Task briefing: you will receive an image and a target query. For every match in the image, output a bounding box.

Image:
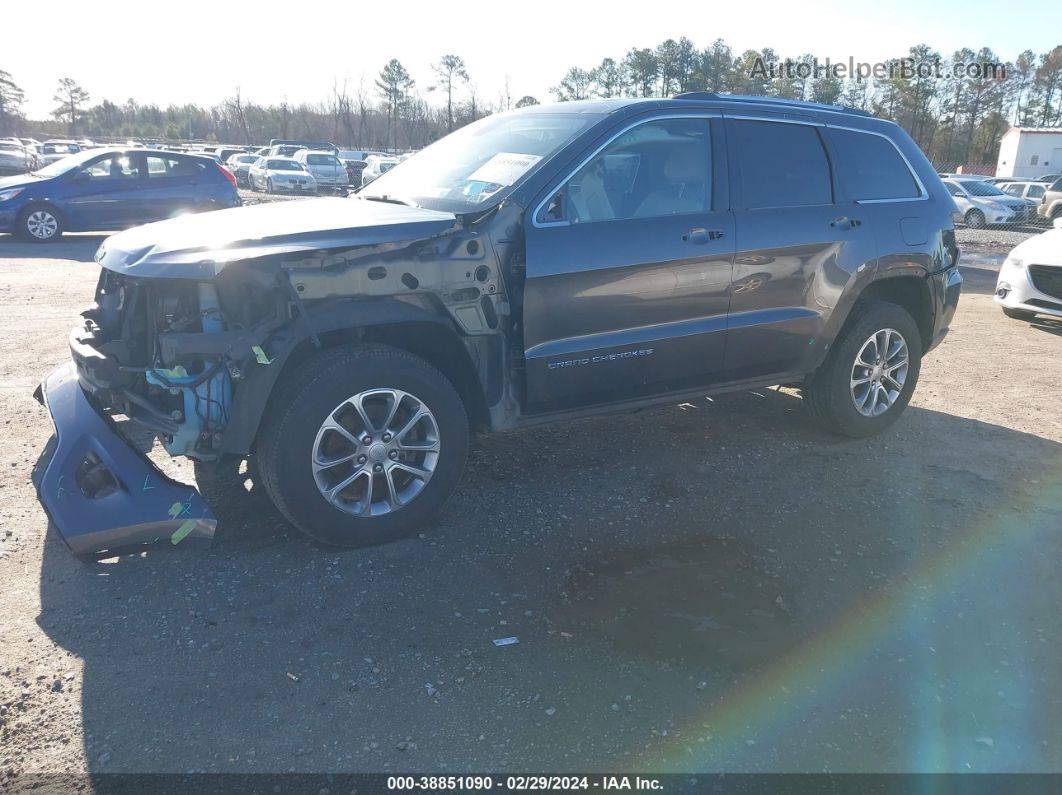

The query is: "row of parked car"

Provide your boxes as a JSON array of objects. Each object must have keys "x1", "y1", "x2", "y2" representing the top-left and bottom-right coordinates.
[
  {"x1": 0, "y1": 136, "x2": 415, "y2": 240},
  {"x1": 226, "y1": 144, "x2": 401, "y2": 195},
  {"x1": 937, "y1": 171, "x2": 1062, "y2": 228},
  {"x1": 0, "y1": 137, "x2": 100, "y2": 174}
]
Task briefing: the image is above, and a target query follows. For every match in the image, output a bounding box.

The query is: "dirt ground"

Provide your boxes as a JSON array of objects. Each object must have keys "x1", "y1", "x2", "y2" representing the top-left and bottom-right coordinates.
[{"x1": 0, "y1": 230, "x2": 1059, "y2": 781}]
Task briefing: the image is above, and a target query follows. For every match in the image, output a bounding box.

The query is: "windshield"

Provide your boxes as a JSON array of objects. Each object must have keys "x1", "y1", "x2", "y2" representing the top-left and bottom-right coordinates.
[
  {"x1": 267, "y1": 159, "x2": 303, "y2": 171},
  {"x1": 306, "y1": 154, "x2": 339, "y2": 166},
  {"x1": 361, "y1": 111, "x2": 596, "y2": 210},
  {"x1": 963, "y1": 180, "x2": 1005, "y2": 197},
  {"x1": 42, "y1": 143, "x2": 80, "y2": 154}
]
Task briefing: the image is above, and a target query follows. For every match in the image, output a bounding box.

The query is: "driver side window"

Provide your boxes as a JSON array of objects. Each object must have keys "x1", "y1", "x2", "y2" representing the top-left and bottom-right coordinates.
[
  {"x1": 539, "y1": 118, "x2": 711, "y2": 225},
  {"x1": 82, "y1": 155, "x2": 137, "y2": 180}
]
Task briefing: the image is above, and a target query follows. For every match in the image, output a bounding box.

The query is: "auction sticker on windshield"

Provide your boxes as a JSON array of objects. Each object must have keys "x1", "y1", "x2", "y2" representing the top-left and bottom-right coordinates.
[{"x1": 468, "y1": 153, "x2": 542, "y2": 186}]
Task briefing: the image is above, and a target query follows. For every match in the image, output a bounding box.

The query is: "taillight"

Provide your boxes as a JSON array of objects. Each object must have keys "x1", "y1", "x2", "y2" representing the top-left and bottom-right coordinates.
[{"x1": 218, "y1": 164, "x2": 238, "y2": 189}]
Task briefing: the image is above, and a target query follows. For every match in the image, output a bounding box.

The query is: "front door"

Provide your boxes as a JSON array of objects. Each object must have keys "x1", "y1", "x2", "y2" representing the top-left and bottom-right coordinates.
[
  {"x1": 62, "y1": 153, "x2": 143, "y2": 230},
  {"x1": 523, "y1": 115, "x2": 734, "y2": 413}
]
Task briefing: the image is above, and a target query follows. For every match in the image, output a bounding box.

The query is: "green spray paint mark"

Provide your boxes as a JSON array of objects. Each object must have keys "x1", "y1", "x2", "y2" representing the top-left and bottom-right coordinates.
[
  {"x1": 252, "y1": 345, "x2": 273, "y2": 365},
  {"x1": 155, "y1": 365, "x2": 189, "y2": 379},
  {"x1": 171, "y1": 520, "x2": 197, "y2": 545},
  {"x1": 168, "y1": 500, "x2": 192, "y2": 519}
]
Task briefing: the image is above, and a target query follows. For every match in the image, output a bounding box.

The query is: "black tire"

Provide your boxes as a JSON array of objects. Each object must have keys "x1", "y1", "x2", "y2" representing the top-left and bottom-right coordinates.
[
  {"x1": 803, "y1": 300, "x2": 923, "y2": 438},
  {"x1": 266, "y1": 178, "x2": 274, "y2": 195},
  {"x1": 257, "y1": 344, "x2": 469, "y2": 547},
  {"x1": 1002, "y1": 307, "x2": 1036, "y2": 321},
  {"x1": 965, "y1": 209, "x2": 986, "y2": 229},
  {"x1": 18, "y1": 205, "x2": 64, "y2": 242}
]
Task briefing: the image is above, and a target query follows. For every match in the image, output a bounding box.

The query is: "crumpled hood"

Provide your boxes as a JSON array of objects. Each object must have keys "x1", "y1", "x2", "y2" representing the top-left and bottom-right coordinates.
[{"x1": 96, "y1": 197, "x2": 458, "y2": 279}]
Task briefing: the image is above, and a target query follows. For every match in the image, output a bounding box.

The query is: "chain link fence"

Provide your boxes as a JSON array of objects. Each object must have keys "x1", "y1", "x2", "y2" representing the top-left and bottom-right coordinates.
[{"x1": 934, "y1": 163, "x2": 1061, "y2": 249}]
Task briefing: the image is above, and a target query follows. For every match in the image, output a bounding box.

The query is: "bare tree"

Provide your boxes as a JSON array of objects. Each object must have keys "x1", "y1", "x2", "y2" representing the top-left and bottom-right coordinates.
[
  {"x1": 0, "y1": 69, "x2": 25, "y2": 136},
  {"x1": 433, "y1": 55, "x2": 469, "y2": 133},
  {"x1": 51, "y1": 77, "x2": 90, "y2": 136},
  {"x1": 377, "y1": 59, "x2": 415, "y2": 152},
  {"x1": 224, "y1": 87, "x2": 252, "y2": 144}
]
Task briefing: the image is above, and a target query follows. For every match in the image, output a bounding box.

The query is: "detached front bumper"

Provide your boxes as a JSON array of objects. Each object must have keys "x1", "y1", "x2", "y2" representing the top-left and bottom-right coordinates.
[{"x1": 32, "y1": 362, "x2": 216, "y2": 559}]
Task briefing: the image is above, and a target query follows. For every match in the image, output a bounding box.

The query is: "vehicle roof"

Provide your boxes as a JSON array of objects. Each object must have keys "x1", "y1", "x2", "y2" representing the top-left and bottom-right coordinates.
[{"x1": 510, "y1": 92, "x2": 873, "y2": 119}]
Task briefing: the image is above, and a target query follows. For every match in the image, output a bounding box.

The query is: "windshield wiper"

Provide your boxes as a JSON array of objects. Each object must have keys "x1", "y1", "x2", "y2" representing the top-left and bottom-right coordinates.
[{"x1": 360, "y1": 194, "x2": 417, "y2": 208}]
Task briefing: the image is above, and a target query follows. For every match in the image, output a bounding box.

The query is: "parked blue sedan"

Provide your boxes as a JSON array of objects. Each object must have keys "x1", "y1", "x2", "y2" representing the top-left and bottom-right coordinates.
[{"x1": 0, "y1": 148, "x2": 241, "y2": 241}]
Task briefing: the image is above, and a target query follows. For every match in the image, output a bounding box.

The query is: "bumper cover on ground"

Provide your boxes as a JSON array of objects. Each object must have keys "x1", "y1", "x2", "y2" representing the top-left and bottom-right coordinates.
[{"x1": 33, "y1": 362, "x2": 216, "y2": 558}]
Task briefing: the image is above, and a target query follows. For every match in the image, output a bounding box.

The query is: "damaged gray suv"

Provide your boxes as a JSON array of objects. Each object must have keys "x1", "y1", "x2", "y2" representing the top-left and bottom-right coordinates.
[{"x1": 34, "y1": 93, "x2": 962, "y2": 558}]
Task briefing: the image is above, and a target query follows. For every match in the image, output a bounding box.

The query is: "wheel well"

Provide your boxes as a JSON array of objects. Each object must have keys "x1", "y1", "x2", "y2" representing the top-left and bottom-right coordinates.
[
  {"x1": 18, "y1": 201, "x2": 64, "y2": 224},
  {"x1": 856, "y1": 276, "x2": 933, "y2": 350},
  {"x1": 280, "y1": 322, "x2": 490, "y2": 431}
]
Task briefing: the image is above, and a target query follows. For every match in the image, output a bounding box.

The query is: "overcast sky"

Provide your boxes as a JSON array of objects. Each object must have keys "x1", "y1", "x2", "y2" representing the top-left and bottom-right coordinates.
[{"x1": 8, "y1": 0, "x2": 1052, "y2": 119}]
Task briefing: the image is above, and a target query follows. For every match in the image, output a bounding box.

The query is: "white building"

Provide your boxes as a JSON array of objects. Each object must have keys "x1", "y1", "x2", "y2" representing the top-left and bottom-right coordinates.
[{"x1": 996, "y1": 127, "x2": 1062, "y2": 179}]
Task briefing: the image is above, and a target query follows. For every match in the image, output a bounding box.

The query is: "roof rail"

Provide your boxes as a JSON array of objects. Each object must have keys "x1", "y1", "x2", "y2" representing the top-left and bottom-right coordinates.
[{"x1": 673, "y1": 91, "x2": 871, "y2": 117}]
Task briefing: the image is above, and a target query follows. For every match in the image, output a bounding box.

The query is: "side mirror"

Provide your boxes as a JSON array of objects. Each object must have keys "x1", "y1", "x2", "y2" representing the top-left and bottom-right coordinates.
[{"x1": 70, "y1": 171, "x2": 91, "y2": 184}]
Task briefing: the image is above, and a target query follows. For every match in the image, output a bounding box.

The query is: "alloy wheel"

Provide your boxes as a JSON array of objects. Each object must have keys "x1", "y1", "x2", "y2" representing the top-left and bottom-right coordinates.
[
  {"x1": 850, "y1": 328, "x2": 909, "y2": 417},
  {"x1": 311, "y1": 388, "x2": 440, "y2": 517}
]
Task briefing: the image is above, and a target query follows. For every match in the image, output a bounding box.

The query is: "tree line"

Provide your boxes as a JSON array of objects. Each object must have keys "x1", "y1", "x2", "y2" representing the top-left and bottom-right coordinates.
[
  {"x1": 0, "y1": 57, "x2": 539, "y2": 152},
  {"x1": 2, "y1": 38, "x2": 1060, "y2": 167},
  {"x1": 549, "y1": 39, "x2": 1062, "y2": 167}
]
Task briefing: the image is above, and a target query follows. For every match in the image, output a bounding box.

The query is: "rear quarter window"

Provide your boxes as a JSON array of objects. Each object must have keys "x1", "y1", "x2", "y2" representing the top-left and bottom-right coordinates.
[{"x1": 829, "y1": 128, "x2": 921, "y2": 201}]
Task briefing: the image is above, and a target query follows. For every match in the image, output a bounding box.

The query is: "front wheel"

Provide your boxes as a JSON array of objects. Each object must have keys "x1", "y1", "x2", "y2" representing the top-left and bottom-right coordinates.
[
  {"x1": 257, "y1": 345, "x2": 470, "y2": 547},
  {"x1": 803, "y1": 301, "x2": 923, "y2": 437},
  {"x1": 20, "y1": 206, "x2": 63, "y2": 241},
  {"x1": 266, "y1": 178, "x2": 274, "y2": 195},
  {"x1": 965, "y1": 209, "x2": 987, "y2": 229}
]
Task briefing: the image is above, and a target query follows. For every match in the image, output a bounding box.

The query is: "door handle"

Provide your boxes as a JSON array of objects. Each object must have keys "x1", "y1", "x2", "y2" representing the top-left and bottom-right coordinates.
[
  {"x1": 682, "y1": 228, "x2": 725, "y2": 243},
  {"x1": 830, "y1": 216, "x2": 862, "y2": 230}
]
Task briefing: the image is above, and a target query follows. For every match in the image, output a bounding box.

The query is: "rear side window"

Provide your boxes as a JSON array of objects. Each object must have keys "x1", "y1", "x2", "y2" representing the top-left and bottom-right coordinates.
[
  {"x1": 729, "y1": 120, "x2": 832, "y2": 208},
  {"x1": 145, "y1": 155, "x2": 204, "y2": 178},
  {"x1": 829, "y1": 128, "x2": 920, "y2": 200}
]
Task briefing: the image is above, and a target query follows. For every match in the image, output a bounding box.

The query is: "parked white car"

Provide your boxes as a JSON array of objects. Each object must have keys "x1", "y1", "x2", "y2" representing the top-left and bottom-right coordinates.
[
  {"x1": 294, "y1": 149, "x2": 348, "y2": 191},
  {"x1": 39, "y1": 140, "x2": 83, "y2": 165},
  {"x1": 943, "y1": 177, "x2": 1037, "y2": 228},
  {"x1": 995, "y1": 219, "x2": 1062, "y2": 321},
  {"x1": 998, "y1": 180, "x2": 1049, "y2": 212},
  {"x1": 0, "y1": 140, "x2": 40, "y2": 174},
  {"x1": 247, "y1": 157, "x2": 317, "y2": 194},
  {"x1": 360, "y1": 155, "x2": 400, "y2": 186}
]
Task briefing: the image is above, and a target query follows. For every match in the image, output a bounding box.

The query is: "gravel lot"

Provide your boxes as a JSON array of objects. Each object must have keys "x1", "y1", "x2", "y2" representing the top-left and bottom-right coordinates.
[{"x1": 0, "y1": 226, "x2": 1060, "y2": 781}]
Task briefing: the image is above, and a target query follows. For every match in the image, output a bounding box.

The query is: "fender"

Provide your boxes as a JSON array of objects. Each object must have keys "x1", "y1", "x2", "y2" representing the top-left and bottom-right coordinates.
[
  {"x1": 811, "y1": 258, "x2": 934, "y2": 371},
  {"x1": 219, "y1": 298, "x2": 470, "y2": 456}
]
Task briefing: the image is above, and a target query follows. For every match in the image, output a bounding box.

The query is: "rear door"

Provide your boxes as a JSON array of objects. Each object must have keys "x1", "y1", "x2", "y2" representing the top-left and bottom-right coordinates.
[
  {"x1": 138, "y1": 154, "x2": 208, "y2": 220},
  {"x1": 722, "y1": 115, "x2": 877, "y2": 381},
  {"x1": 523, "y1": 114, "x2": 735, "y2": 413},
  {"x1": 60, "y1": 152, "x2": 144, "y2": 229}
]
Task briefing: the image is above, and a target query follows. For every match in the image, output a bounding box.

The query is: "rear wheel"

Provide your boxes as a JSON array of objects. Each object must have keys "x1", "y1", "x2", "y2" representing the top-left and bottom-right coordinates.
[
  {"x1": 965, "y1": 209, "x2": 987, "y2": 229},
  {"x1": 258, "y1": 345, "x2": 469, "y2": 547},
  {"x1": 1002, "y1": 307, "x2": 1036, "y2": 321},
  {"x1": 19, "y1": 206, "x2": 63, "y2": 241},
  {"x1": 803, "y1": 300, "x2": 923, "y2": 437}
]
